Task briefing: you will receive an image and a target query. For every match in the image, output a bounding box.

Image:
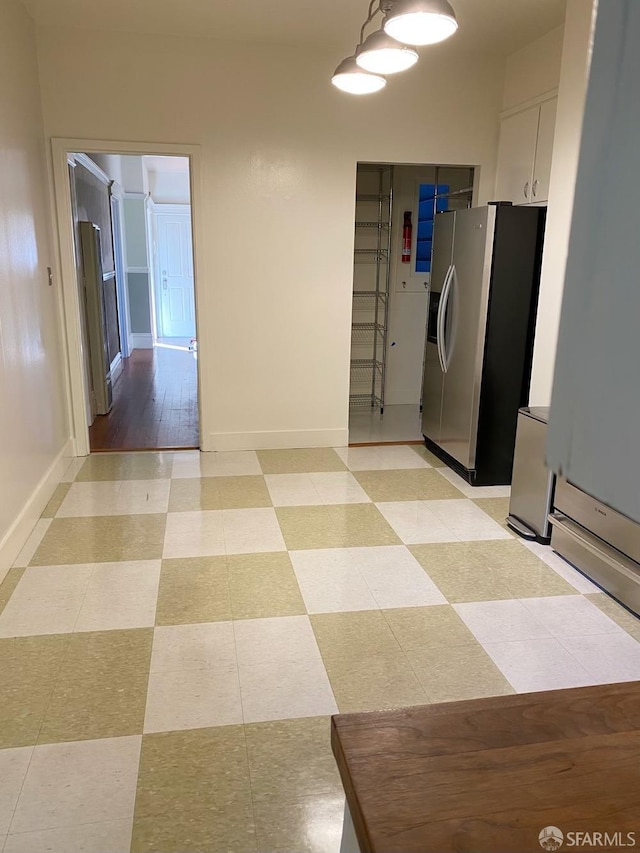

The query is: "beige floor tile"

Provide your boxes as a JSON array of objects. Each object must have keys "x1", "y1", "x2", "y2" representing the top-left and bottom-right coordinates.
[
  {"x1": 0, "y1": 568, "x2": 25, "y2": 617},
  {"x1": 407, "y1": 642, "x2": 516, "y2": 703},
  {"x1": 228, "y1": 552, "x2": 306, "y2": 619},
  {"x1": 354, "y1": 469, "x2": 464, "y2": 502},
  {"x1": 29, "y1": 515, "x2": 166, "y2": 566},
  {"x1": 257, "y1": 448, "x2": 347, "y2": 474},
  {"x1": 324, "y1": 649, "x2": 428, "y2": 713},
  {"x1": 472, "y1": 497, "x2": 513, "y2": 532},
  {"x1": 132, "y1": 726, "x2": 256, "y2": 853},
  {"x1": 38, "y1": 629, "x2": 153, "y2": 744},
  {"x1": 587, "y1": 593, "x2": 640, "y2": 642},
  {"x1": 76, "y1": 452, "x2": 173, "y2": 482},
  {"x1": 409, "y1": 541, "x2": 574, "y2": 602},
  {"x1": 310, "y1": 610, "x2": 402, "y2": 666},
  {"x1": 244, "y1": 716, "x2": 339, "y2": 805},
  {"x1": 409, "y1": 445, "x2": 447, "y2": 467},
  {"x1": 252, "y1": 792, "x2": 344, "y2": 853},
  {"x1": 168, "y1": 475, "x2": 271, "y2": 511},
  {"x1": 409, "y1": 542, "x2": 513, "y2": 601},
  {"x1": 383, "y1": 604, "x2": 480, "y2": 652},
  {"x1": 277, "y1": 505, "x2": 400, "y2": 550},
  {"x1": 40, "y1": 484, "x2": 71, "y2": 518},
  {"x1": 156, "y1": 556, "x2": 231, "y2": 625},
  {"x1": 0, "y1": 635, "x2": 68, "y2": 749}
]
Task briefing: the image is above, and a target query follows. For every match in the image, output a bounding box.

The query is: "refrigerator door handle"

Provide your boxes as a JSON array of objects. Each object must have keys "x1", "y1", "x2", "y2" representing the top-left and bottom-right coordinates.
[
  {"x1": 440, "y1": 264, "x2": 457, "y2": 373},
  {"x1": 442, "y1": 264, "x2": 458, "y2": 373},
  {"x1": 437, "y1": 264, "x2": 453, "y2": 373}
]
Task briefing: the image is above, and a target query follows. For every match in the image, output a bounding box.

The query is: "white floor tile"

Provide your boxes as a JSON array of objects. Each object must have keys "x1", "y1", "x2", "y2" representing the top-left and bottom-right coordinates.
[
  {"x1": 150, "y1": 622, "x2": 236, "y2": 673},
  {"x1": 234, "y1": 615, "x2": 322, "y2": 668},
  {"x1": 265, "y1": 474, "x2": 322, "y2": 507},
  {"x1": 351, "y1": 546, "x2": 447, "y2": 608},
  {"x1": 12, "y1": 520, "x2": 52, "y2": 568},
  {"x1": 60, "y1": 458, "x2": 85, "y2": 483},
  {"x1": 309, "y1": 472, "x2": 370, "y2": 505},
  {"x1": 375, "y1": 502, "x2": 457, "y2": 544},
  {"x1": 57, "y1": 481, "x2": 170, "y2": 517},
  {"x1": 523, "y1": 542, "x2": 602, "y2": 593},
  {"x1": 112, "y1": 480, "x2": 170, "y2": 515},
  {"x1": 335, "y1": 446, "x2": 430, "y2": 471},
  {"x1": 162, "y1": 510, "x2": 226, "y2": 558},
  {"x1": 454, "y1": 599, "x2": 552, "y2": 644},
  {"x1": 171, "y1": 451, "x2": 261, "y2": 479},
  {"x1": 222, "y1": 508, "x2": 286, "y2": 555},
  {"x1": 3, "y1": 820, "x2": 133, "y2": 853},
  {"x1": 521, "y1": 595, "x2": 623, "y2": 639},
  {"x1": 435, "y1": 467, "x2": 511, "y2": 499},
  {"x1": 10, "y1": 737, "x2": 141, "y2": 834},
  {"x1": 290, "y1": 549, "x2": 378, "y2": 614},
  {"x1": 0, "y1": 565, "x2": 94, "y2": 638},
  {"x1": 560, "y1": 633, "x2": 640, "y2": 682},
  {"x1": 482, "y1": 638, "x2": 597, "y2": 693},
  {"x1": 426, "y1": 499, "x2": 512, "y2": 541},
  {"x1": 144, "y1": 666, "x2": 243, "y2": 732},
  {"x1": 239, "y1": 658, "x2": 338, "y2": 723},
  {"x1": 73, "y1": 561, "x2": 161, "y2": 632},
  {"x1": 0, "y1": 749, "x2": 33, "y2": 836},
  {"x1": 348, "y1": 405, "x2": 423, "y2": 444}
]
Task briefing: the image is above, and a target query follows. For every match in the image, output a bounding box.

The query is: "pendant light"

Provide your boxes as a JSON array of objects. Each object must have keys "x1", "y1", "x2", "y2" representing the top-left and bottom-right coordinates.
[
  {"x1": 383, "y1": 0, "x2": 458, "y2": 46},
  {"x1": 355, "y1": 29, "x2": 419, "y2": 74},
  {"x1": 331, "y1": 56, "x2": 387, "y2": 94}
]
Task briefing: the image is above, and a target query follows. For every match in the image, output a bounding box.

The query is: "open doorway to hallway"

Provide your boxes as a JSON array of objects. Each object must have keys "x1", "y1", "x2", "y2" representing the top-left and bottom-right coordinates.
[{"x1": 68, "y1": 152, "x2": 199, "y2": 451}]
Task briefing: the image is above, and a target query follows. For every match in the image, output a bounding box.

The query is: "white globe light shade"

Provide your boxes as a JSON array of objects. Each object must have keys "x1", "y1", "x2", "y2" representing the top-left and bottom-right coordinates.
[
  {"x1": 355, "y1": 30, "x2": 419, "y2": 74},
  {"x1": 383, "y1": 0, "x2": 458, "y2": 46},
  {"x1": 331, "y1": 56, "x2": 387, "y2": 94}
]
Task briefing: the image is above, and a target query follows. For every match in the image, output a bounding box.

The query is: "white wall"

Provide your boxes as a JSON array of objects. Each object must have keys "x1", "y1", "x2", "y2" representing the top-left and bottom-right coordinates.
[
  {"x1": 36, "y1": 27, "x2": 505, "y2": 450},
  {"x1": 502, "y1": 25, "x2": 564, "y2": 110},
  {"x1": 529, "y1": 0, "x2": 597, "y2": 405},
  {"x1": 148, "y1": 170, "x2": 190, "y2": 204},
  {"x1": 0, "y1": 0, "x2": 69, "y2": 576}
]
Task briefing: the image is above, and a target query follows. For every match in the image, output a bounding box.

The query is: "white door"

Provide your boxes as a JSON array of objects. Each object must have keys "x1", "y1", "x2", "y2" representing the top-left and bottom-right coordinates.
[
  {"x1": 531, "y1": 98, "x2": 558, "y2": 203},
  {"x1": 156, "y1": 212, "x2": 195, "y2": 338}
]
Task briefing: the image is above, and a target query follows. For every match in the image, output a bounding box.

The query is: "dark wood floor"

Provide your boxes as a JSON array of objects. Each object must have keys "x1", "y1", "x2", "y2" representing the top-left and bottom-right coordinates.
[{"x1": 89, "y1": 346, "x2": 199, "y2": 451}]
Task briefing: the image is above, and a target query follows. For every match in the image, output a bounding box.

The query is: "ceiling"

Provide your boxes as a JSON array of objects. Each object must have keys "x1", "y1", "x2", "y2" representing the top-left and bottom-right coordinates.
[{"x1": 23, "y1": 0, "x2": 567, "y2": 56}]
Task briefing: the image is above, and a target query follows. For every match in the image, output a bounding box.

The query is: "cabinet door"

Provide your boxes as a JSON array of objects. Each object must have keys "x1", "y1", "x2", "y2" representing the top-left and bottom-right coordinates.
[
  {"x1": 531, "y1": 98, "x2": 557, "y2": 203},
  {"x1": 494, "y1": 105, "x2": 539, "y2": 204}
]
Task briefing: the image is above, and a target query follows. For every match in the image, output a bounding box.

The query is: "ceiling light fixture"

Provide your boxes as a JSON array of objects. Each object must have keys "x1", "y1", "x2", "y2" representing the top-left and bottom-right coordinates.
[
  {"x1": 383, "y1": 0, "x2": 458, "y2": 46},
  {"x1": 331, "y1": 0, "x2": 457, "y2": 94},
  {"x1": 331, "y1": 55, "x2": 387, "y2": 94},
  {"x1": 356, "y1": 29, "x2": 418, "y2": 74}
]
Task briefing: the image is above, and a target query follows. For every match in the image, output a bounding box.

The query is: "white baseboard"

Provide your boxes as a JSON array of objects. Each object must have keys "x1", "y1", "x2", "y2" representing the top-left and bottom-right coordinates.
[
  {"x1": 0, "y1": 438, "x2": 75, "y2": 581},
  {"x1": 206, "y1": 428, "x2": 349, "y2": 452},
  {"x1": 129, "y1": 333, "x2": 154, "y2": 350},
  {"x1": 110, "y1": 352, "x2": 123, "y2": 384}
]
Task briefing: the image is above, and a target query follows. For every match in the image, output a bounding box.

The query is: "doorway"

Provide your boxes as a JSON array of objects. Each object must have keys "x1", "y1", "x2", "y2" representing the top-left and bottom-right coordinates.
[
  {"x1": 348, "y1": 162, "x2": 475, "y2": 445},
  {"x1": 53, "y1": 142, "x2": 204, "y2": 455}
]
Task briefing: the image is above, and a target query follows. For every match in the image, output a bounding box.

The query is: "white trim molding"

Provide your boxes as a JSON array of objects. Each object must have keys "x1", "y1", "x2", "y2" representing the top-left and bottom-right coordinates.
[
  {"x1": 0, "y1": 439, "x2": 75, "y2": 580},
  {"x1": 129, "y1": 333, "x2": 154, "y2": 350},
  {"x1": 152, "y1": 203, "x2": 191, "y2": 217},
  {"x1": 73, "y1": 152, "x2": 112, "y2": 185},
  {"x1": 126, "y1": 266, "x2": 150, "y2": 275},
  {"x1": 500, "y1": 88, "x2": 559, "y2": 120},
  {"x1": 207, "y1": 428, "x2": 349, "y2": 452}
]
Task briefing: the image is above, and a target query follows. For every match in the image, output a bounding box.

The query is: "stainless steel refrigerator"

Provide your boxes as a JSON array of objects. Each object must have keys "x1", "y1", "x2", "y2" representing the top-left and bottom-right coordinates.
[{"x1": 421, "y1": 203, "x2": 545, "y2": 485}]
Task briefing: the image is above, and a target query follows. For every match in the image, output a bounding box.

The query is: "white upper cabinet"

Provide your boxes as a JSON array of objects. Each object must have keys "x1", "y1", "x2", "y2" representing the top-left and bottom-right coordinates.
[{"x1": 495, "y1": 97, "x2": 557, "y2": 205}]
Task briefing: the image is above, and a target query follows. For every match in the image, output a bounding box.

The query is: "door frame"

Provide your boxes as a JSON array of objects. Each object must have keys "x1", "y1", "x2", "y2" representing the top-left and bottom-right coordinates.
[
  {"x1": 50, "y1": 138, "x2": 207, "y2": 456},
  {"x1": 151, "y1": 202, "x2": 194, "y2": 340}
]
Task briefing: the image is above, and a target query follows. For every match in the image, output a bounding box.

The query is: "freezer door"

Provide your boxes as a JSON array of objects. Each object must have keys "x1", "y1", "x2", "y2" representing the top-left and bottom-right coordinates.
[
  {"x1": 439, "y1": 206, "x2": 496, "y2": 469},
  {"x1": 421, "y1": 211, "x2": 455, "y2": 444}
]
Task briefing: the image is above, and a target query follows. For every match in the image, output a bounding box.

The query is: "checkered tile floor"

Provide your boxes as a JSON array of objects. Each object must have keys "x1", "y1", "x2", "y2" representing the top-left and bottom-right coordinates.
[{"x1": 2, "y1": 445, "x2": 640, "y2": 852}]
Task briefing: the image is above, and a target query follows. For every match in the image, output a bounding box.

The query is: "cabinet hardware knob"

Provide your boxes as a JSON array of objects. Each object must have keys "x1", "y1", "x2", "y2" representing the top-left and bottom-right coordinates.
[
  {"x1": 532, "y1": 179, "x2": 538, "y2": 197},
  {"x1": 524, "y1": 181, "x2": 530, "y2": 199}
]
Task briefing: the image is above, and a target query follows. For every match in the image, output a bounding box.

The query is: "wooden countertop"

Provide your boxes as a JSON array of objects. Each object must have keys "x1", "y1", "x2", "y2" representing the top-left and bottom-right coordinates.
[{"x1": 331, "y1": 682, "x2": 640, "y2": 853}]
